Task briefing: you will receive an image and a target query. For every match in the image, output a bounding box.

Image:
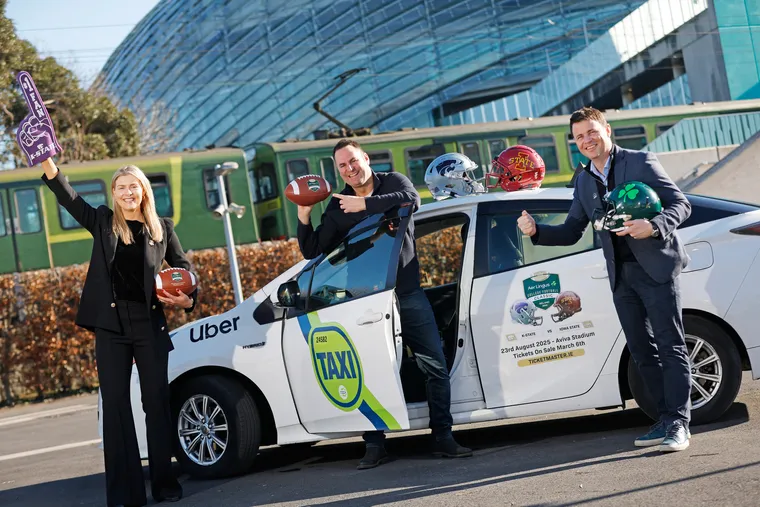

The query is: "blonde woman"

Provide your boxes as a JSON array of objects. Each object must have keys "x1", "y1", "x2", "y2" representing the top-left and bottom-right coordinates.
[{"x1": 41, "y1": 157, "x2": 196, "y2": 506}]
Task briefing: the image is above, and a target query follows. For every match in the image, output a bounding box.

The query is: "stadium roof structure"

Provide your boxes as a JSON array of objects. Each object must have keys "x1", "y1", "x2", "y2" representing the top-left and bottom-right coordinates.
[{"x1": 96, "y1": 0, "x2": 646, "y2": 151}]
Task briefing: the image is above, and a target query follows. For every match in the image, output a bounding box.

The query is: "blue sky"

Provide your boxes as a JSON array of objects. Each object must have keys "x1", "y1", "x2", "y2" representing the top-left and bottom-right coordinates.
[{"x1": 6, "y1": 0, "x2": 160, "y2": 88}]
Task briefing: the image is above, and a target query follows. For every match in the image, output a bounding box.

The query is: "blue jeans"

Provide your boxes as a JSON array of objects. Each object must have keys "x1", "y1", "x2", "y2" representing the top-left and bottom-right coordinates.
[
  {"x1": 613, "y1": 262, "x2": 691, "y2": 428},
  {"x1": 363, "y1": 288, "x2": 453, "y2": 445}
]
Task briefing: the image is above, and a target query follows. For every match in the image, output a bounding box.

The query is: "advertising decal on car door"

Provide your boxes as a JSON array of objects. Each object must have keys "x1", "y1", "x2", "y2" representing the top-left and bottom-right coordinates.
[
  {"x1": 297, "y1": 311, "x2": 402, "y2": 431},
  {"x1": 505, "y1": 271, "x2": 594, "y2": 368}
]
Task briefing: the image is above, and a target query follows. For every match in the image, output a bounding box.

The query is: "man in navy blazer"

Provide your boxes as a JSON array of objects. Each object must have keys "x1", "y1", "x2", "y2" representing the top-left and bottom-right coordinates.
[{"x1": 518, "y1": 106, "x2": 693, "y2": 452}]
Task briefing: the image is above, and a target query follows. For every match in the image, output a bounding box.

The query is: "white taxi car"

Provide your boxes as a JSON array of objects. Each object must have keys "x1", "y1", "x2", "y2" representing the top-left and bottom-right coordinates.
[{"x1": 105, "y1": 187, "x2": 760, "y2": 479}]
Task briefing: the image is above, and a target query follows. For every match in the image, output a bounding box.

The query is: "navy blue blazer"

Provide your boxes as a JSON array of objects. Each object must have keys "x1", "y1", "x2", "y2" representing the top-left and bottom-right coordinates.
[
  {"x1": 42, "y1": 170, "x2": 196, "y2": 347},
  {"x1": 532, "y1": 144, "x2": 691, "y2": 290}
]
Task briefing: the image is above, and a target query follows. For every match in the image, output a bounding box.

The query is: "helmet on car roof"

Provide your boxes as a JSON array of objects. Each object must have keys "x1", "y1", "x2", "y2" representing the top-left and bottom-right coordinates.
[
  {"x1": 487, "y1": 145, "x2": 546, "y2": 192},
  {"x1": 424, "y1": 152, "x2": 486, "y2": 201}
]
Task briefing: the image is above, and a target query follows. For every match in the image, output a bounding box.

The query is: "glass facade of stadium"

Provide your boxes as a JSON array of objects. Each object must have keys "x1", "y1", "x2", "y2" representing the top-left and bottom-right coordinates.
[{"x1": 97, "y1": 0, "x2": 652, "y2": 152}]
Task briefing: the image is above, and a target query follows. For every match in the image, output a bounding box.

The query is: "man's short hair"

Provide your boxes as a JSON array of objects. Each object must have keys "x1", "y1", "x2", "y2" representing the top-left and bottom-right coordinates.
[
  {"x1": 569, "y1": 106, "x2": 607, "y2": 132},
  {"x1": 333, "y1": 138, "x2": 363, "y2": 158}
]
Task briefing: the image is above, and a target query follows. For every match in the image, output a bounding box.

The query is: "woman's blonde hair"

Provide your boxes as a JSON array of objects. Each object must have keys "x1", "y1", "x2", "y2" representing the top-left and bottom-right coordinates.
[{"x1": 111, "y1": 165, "x2": 163, "y2": 244}]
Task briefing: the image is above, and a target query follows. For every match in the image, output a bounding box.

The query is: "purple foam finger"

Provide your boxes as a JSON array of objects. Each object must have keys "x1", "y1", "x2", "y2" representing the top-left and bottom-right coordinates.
[{"x1": 15, "y1": 71, "x2": 62, "y2": 166}]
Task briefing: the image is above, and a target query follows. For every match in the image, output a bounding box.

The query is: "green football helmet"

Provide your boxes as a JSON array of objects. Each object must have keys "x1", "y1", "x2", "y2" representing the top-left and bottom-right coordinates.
[{"x1": 592, "y1": 181, "x2": 662, "y2": 232}]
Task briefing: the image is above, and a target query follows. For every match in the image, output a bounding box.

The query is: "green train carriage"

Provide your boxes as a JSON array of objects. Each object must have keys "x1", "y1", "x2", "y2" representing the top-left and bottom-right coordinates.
[
  {"x1": 249, "y1": 99, "x2": 760, "y2": 241},
  {"x1": 0, "y1": 148, "x2": 258, "y2": 275}
]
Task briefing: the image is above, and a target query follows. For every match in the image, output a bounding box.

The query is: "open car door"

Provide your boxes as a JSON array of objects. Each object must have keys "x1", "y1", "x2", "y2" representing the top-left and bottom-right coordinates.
[{"x1": 279, "y1": 206, "x2": 412, "y2": 435}]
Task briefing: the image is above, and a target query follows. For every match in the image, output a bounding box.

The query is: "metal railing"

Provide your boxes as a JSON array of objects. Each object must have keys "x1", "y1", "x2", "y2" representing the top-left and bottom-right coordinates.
[{"x1": 643, "y1": 111, "x2": 760, "y2": 153}]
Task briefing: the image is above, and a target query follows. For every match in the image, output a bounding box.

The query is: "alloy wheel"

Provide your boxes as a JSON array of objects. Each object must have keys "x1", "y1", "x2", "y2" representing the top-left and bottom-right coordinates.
[{"x1": 177, "y1": 394, "x2": 229, "y2": 466}]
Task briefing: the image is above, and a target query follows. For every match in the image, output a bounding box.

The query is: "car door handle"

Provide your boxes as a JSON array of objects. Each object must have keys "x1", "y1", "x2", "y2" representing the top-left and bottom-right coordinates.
[
  {"x1": 357, "y1": 312, "x2": 383, "y2": 326},
  {"x1": 591, "y1": 272, "x2": 609, "y2": 279}
]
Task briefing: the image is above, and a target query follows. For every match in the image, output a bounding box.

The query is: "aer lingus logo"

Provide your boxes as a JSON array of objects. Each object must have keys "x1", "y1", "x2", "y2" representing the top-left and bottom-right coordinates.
[
  {"x1": 523, "y1": 272, "x2": 560, "y2": 310},
  {"x1": 618, "y1": 183, "x2": 639, "y2": 202}
]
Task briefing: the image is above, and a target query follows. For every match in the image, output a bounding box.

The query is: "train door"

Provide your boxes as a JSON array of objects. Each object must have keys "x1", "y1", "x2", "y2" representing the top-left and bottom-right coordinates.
[
  {"x1": 317, "y1": 155, "x2": 338, "y2": 216},
  {"x1": 459, "y1": 141, "x2": 483, "y2": 173},
  {"x1": 0, "y1": 185, "x2": 50, "y2": 273},
  {"x1": 0, "y1": 189, "x2": 15, "y2": 273}
]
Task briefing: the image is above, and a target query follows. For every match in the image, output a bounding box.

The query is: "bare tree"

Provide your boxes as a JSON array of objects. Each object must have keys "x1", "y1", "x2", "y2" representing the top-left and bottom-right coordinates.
[
  {"x1": 89, "y1": 80, "x2": 181, "y2": 155},
  {"x1": 129, "y1": 98, "x2": 182, "y2": 155}
]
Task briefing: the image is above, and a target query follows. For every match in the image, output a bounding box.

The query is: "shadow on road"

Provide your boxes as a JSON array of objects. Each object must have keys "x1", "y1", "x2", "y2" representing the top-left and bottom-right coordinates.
[{"x1": 0, "y1": 402, "x2": 750, "y2": 507}]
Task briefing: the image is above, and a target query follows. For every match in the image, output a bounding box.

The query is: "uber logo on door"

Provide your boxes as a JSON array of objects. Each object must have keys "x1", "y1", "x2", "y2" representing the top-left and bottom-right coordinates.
[{"x1": 190, "y1": 316, "x2": 241, "y2": 342}]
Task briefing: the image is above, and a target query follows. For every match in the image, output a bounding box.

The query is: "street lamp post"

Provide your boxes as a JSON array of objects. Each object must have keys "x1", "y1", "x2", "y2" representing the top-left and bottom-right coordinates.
[{"x1": 213, "y1": 162, "x2": 246, "y2": 305}]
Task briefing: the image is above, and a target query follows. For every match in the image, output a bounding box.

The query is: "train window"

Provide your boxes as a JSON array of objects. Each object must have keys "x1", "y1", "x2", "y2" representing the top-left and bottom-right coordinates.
[
  {"x1": 656, "y1": 123, "x2": 674, "y2": 136},
  {"x1": 320, "y1": 158, "x2": 338, "y2": 189},
  {"x1": 0, "y1": 194, "x2": 5, "y2": 236},
  {"x1": 148, "y1": 175, "x2": 173, "y2": 217},
  {"x1": 488, "y1": 139, "x2": 506, "y2": 160},
  {"x1": 203, "y1": 169, "x2": 232, "y2": 211},
  {"x1": 286, "y1": 159, "x2": 310, "y2": 181},
  {"x1": 59, "y1": 181, "x2": 108, "y2": 230},
  {"x1": 14, "y1": 188, "x2": 41, "y2": 234},
  {"x1": 566, "y1": 134, "x2": 588, "y2": 168},
  {"x1": 518, "y1": 135, "x2": 559, "y2": 172},
  {"x1": 253, "y1": 163, "x2": 278, "y2": 202},
  {"x1": 405, "y1": 144, "x2": 445, "y2": 186},
  {"x1": 368, "y1": 151, "x2": 393, "y2": 172},
  {"x1": 461, "y1": 142, "x2": 482, "y2": 171},
  {"x1": 613, "y1": 126, "x2": 647, "y2": 150}
]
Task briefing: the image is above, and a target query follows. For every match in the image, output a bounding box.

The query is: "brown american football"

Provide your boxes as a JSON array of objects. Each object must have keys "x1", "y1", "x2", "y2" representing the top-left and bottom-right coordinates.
[
  {"x1": 155, "y1": 267, "x2": 198, "y2": 296},
  {"x1": 284, "y1": 174, "x2": 332, "y2": 206}
]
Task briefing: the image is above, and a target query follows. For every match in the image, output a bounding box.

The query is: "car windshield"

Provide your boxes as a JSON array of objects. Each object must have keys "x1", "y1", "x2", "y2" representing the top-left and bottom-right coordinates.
[{"x1": 302, "y1": 204, "x2": 412, "y2": 271}]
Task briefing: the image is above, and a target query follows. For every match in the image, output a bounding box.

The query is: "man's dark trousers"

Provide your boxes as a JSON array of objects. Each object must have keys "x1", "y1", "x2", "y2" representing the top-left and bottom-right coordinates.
[
  {"x1": 363, "y1": 287, "x2": 453, "y2": 445},
  {"x1": 613, "y1": 261, "x2": 691, "y2": 428}
]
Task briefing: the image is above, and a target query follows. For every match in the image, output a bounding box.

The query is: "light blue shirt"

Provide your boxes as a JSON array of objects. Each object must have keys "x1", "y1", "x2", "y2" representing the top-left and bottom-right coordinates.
[{"x1": 589, "y1": 154, "x2": 612, "y2": 186}]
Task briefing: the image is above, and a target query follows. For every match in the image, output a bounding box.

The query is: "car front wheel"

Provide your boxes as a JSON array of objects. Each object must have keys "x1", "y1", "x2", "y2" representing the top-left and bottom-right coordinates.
[
  {"x1": 628, "y1": 315, "x2": 742, "y2": 425},
  {"x1": 172, "y1": 375, "x2": 261, "y2": 479}
]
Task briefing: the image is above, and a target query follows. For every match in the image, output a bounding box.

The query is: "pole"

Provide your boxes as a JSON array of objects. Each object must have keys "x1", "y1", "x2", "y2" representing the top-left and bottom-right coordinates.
[{"x1": 216, "y1": 173, "x2": 244, "y2": 305}]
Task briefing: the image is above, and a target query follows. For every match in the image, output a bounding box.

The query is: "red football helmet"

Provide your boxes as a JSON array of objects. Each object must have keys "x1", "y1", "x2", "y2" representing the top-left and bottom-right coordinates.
[{"x1": 487, "y1": 145, "x2": 546, "y2": 192}]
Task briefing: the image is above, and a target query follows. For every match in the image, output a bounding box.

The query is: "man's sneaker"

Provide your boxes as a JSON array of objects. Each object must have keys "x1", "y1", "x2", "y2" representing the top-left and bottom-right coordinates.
[
  {"x1": 432, "y1": 436, "x2": 473, "y2": 458},
  {"x1": 634, "y1": 421, "x2": 667, "y2": 447},
  {"x1": 357, "y1": 445, "x2": 391, "y2": 470},
  {"x1": 659, "y1": 421, "x2": 690, "y2": 452}
]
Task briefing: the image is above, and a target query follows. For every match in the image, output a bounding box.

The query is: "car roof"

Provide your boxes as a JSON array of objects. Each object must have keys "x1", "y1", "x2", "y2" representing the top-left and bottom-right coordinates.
[
  {"x1": 416, "y1": 186, "x2": 760, "y2": 215},
  {"x1": 417, "y1": 187, "x2": 574, "y2": 214}
]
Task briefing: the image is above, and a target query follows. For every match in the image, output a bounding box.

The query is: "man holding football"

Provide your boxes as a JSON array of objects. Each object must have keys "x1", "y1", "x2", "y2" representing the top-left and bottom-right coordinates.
[
  {"x1": 296, "y1": 139, "x2": 472, "y2": 470},
  {"x1": 517, "y1": 106, "x2": 693, "y2": 452}
]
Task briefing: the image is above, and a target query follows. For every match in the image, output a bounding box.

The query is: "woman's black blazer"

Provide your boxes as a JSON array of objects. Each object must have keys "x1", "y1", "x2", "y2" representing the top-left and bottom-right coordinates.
[{"x1": 42, "y1": 170, "x2": 197, "y2": 349}]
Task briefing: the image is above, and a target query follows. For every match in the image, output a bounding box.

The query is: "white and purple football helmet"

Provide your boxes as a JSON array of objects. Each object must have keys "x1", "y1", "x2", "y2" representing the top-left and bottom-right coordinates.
[
  {"x1": 510, "y1": 299, "x2": 543, "y2": 326},
  {"x1": 424, "y1": 153, "x2": 486, "y2": 201}
]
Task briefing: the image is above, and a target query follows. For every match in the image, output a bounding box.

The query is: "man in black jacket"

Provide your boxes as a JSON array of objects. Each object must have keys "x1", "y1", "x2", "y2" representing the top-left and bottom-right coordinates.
[
  {"x1": 297, "y1": 139, "x2": 472, "y2": 469},
  {"x1": 518, "y1": 107, "x2": 692, "y2": 452}
]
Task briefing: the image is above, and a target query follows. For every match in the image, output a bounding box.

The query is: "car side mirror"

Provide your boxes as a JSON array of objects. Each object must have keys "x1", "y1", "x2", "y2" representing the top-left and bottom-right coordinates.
[{"x1": 277, "y1": 281, "x2": 302, "y2": 308}]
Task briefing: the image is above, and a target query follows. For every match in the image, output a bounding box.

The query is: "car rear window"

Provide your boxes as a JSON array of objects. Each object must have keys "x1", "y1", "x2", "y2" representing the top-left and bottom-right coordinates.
[{"x1": 681, "y1": 194, "x2": 759, "y2": 229}]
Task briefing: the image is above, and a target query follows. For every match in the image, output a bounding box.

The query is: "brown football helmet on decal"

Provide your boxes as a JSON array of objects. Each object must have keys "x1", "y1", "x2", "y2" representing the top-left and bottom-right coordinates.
[{"x1": 551, "y1": 291, "x2": 582, "y2": 322}]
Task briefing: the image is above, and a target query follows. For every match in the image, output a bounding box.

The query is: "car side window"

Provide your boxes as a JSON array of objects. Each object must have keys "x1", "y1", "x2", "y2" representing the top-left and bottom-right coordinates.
[
  {"x1": 415, "y1": 216, "x2": 468, "y2": 287},
  {"x1": 306, "y1": 218, "x2": 401, "y2": 310},
  {"x1": 485, "y1": 211, "x2": 595, "y2": 274},
  {"x1": 486, "y1": 215, "x2": 525, "y2": 273},
  {"x1": 523, "y1": 212, "x2": 595, "y2": 264}
]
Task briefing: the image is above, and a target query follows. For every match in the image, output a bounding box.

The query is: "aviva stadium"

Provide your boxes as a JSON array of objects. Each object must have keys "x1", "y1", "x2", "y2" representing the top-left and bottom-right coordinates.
[{"x1": 97, "y1": 0, "x2": 690, "y2": 151}]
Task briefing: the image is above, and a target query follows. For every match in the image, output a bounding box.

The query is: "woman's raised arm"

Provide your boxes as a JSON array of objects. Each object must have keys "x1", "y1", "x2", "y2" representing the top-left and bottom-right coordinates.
[{"x1": 40, "y1": 158, "x2": 100, "y2": 234}]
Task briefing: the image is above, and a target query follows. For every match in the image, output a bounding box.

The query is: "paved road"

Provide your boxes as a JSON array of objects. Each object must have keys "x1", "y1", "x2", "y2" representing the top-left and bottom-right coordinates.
[{"x1": 1, "y1": 374, "x2": 759, "y2": 506}]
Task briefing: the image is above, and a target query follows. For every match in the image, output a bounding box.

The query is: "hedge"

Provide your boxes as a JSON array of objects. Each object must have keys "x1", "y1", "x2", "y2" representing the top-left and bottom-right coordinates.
[{"x1": 0, "y1": 239, "x2": 303, "y2": 405}]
